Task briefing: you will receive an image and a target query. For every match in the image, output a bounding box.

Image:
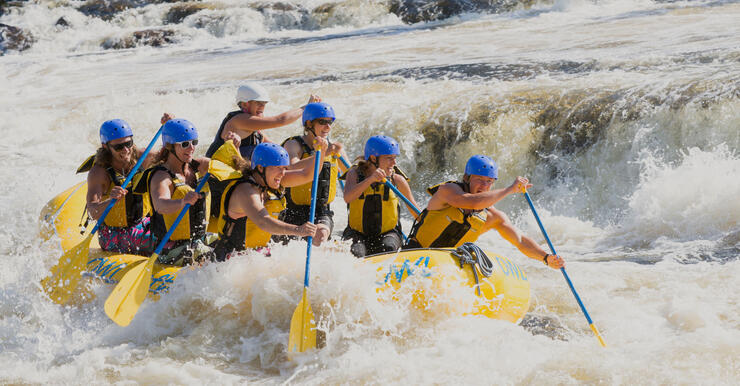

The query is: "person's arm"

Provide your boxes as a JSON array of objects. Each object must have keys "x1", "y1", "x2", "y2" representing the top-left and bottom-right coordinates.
[
  {"x1": 86, "y1": 166, "x2": 123, "y2": 220},
  {"x1": 431, "y1": 177, "x2": 529, "y2": 211},
  {"x1": 228, "y1": 184, "x2": 317, "y2": 237},
  {"x1": 195, "y1": 157, "x2": 211, "y2": 175},
  {"x1": 281, "y1": 154, "x2": 323, "y2": 187},
  {"x1": 150, "y1": 170, "x2": 200, "y2": 215},
  {"x1": 221, "y1": 95, "x2": 320, "y2": 138},
  {"x1": 327, "y1": 142, "x2": 349, "y2": 173},
  {"x1": 343, "y1": 167, "x2": 386, "y2": 203},
  {"x1": 392, "y1": 174, "x2": 420, "y2": 219},
  {"x1": 486, "y1": 207, "x2": 565, "y2": 269},
  {"x1": 284, "y1": 139, "x2": 304, "y2": 165}
]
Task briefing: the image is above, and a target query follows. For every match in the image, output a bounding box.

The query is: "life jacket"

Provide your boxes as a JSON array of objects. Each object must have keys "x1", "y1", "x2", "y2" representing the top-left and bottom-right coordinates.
[
  {"x1": 407, "y1": 181, "x2": 488, "y2": 248},
  {"x1": 206, "y1": 141, "x2": 246, "y2": 234},
  {"x1": 281, "y1": 135, "x2": 338, "y2": 208},
  {"x1": 205, "y1": 110, "x2": 264, "y2": 159},
  {"x1": 134, "y1": 162, "x2": 211, "y2": 243},
  {"x1": 77, "y1": 155, "x2": 149, "y2": 228},
  {"x1": 344, "y1": 166, "x2": 407, "y2": 236},
  {"x1": 216, "y1": 177, "x2": 286, "y2": 251}
]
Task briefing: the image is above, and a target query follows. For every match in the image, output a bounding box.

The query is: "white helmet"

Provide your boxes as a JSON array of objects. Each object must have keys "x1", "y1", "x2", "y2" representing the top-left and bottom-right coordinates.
[{"x1": 235, "y1": 83, "x2": 270, "y2": 105}]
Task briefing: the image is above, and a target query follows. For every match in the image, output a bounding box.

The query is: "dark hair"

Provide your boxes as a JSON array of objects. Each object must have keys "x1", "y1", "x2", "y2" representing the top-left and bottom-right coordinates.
[
  {"x1": 355, "y1": 156, "x2": 375, "y2": 179},
  {"x1": 153, "y1": 145, "x2": 172, "y2": 166},
  {"x1": 234, "y1": 156, "x2": 253, "y2": 175},
  {"x1": 94, "y1": 144, "x2": 140, "y2": 170}
]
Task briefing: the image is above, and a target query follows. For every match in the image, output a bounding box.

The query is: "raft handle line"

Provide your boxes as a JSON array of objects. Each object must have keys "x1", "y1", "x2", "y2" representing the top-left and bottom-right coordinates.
[{"x1": 451, "y1": 242, "x2": 493, "y2": 296}]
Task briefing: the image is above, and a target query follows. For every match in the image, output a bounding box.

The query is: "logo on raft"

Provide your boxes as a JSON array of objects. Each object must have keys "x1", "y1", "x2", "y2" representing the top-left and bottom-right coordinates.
[
  {"x1": 376, "y1": 254, "x2": 527, "y2": 287},
  {"x1": 494, "y1": 256, "x2": 527, "y2": 282},
  {"x1": 377, "y1": 256, "x2": 433, "y2": 285},
  {"x1": 85, "y1": 256, "x2": 176, "y2": 294}
]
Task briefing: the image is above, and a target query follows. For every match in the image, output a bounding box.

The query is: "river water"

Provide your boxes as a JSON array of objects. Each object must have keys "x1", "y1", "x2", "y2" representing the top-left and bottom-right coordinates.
[{"x1": 1, "y1": 0, "x2": 738, "y2": 384}]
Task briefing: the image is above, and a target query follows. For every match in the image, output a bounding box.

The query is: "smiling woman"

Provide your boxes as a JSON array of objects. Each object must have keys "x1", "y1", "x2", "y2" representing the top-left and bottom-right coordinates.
[
  {"x1": 80, "y1": 119, "x2": 153, "y2": 255},
  {"x1": 132, "y1": 118, "x2": 214, "y2": 266}
]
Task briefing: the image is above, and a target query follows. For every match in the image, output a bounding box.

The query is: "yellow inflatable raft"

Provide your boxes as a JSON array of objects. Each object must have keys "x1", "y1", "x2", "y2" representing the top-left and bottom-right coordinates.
[{"x1": 40, "y1": 182, "x2": 531, "y2": 322}]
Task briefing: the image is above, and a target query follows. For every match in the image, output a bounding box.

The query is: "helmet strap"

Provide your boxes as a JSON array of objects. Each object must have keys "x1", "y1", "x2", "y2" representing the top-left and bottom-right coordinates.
[
  {"x1": 169, "y1": 145, "x2": 188, "y2": 175},
  {"x1": 305, "y1": 123, "x2": 317, "y2": 138},
  {"x1": 255, "y1": 166, "x2": 268, "y2": 189}
]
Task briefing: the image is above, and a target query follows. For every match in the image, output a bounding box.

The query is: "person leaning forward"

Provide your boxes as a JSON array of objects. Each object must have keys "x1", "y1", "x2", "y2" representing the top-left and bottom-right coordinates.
[
  {"x1": 404, "y1": 155, "x2": 565, "y2": 269},
  {"x1": 210, "y1": 141, "x2": 329, "y2": 261}
]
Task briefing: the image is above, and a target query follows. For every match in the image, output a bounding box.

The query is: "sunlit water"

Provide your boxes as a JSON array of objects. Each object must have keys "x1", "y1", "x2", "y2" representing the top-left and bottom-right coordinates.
[{"x1": 1, "y1": 0, "x2": 738, "y2": 383}]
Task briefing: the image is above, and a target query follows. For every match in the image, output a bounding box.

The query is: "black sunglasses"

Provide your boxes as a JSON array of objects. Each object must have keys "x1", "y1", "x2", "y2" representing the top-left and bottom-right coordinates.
[
  {"x1": 178, "y1": 139, "x2": 199, "y2": 148},
  {"x1": 110, "y1": 140, "x2": 134, "y2": 151},
  {"x1": 314, "y1": 118, "x2": 333, "y2": 125}
]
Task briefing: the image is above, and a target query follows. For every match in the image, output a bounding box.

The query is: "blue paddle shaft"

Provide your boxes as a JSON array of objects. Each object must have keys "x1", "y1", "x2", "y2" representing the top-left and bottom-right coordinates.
[
  {"x1": 338, "y1": 155, "x2": 351, "y2": 169},
  {"x1": 523, "y1": 191, "x2": 595, "y2": 325},
  {"x1": 152, "y1": 172, "x2": 210, "y2": 255},
  {"x1": 91, "y1": 126, "x2": 164, "y2": 235},
  {"x1": 303, "y1": 150, "x2": 322, "y2": 288},
  {"x1": 384, "y1": 180, "x2": 421, "y2": 216}
]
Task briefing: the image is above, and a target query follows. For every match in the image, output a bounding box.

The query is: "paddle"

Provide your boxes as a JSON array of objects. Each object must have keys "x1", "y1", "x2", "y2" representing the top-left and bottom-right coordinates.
[
  {"x1": 337, "y1": 154, "x2": 349, "y2": 191},
  {"x1": 523, "y1": 190, "x2": 607, "y2": 348},
  {"x1": 104, "y1": 172, "x2": 210, "y2": 327},
  {"x1": 41, "y1": 126, "x2": 164, "y2": 305},
  {"x1": 288, "y1": 149, "x2": 322, "y2": 353}
]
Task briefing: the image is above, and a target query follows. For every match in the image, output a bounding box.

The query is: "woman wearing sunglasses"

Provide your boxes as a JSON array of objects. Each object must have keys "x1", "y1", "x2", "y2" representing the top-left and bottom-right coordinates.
[
  {"x1": 133, "y1": 118, "x2": 214, "y2": 266},
  {"x1": 80, "y1": 118, "x2": 160, "y2": 254},
  {"x1": 280, "y1": 102, "x2": 349, "y2": 246},
  {"x1": 204, "y1": 82, "x2": 320, "y2": 160}
]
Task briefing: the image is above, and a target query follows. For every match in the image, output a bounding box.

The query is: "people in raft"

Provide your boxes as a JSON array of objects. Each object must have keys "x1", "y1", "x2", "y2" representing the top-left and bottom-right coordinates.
[
  {"x1": 133, "y1": 118, "x2": 215, "y2": 266},
  {"x1": 341, "y1": 135, "x2": 420, "y2": 257},
  {"x1": 280, "y1": 102, "x2": 349, "y2": 246},
  {"x1": 204, "y1": 82, "x2": 321, "y2": 160},
  {"x1": 211, "y1": 141, "x2": 332, "y2": 261},
  {"x1": 404, "y1": 155, "x2": 565, "y2": 269},
  {"x1": 81, "y1": 117, "x2": 167, "y2": 254}
]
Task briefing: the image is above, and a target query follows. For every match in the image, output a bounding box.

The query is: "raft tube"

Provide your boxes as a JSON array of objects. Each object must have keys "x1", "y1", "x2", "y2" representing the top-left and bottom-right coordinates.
[{"x1": 40, "y1": 182, "x2": 531, "y2": 322}]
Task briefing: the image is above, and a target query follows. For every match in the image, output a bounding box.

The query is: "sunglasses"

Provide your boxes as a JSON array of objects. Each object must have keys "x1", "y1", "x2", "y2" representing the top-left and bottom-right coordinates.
[
  {"x1": 314, "y1": 118, "x2": 334, "y2": 126},
  {"x1": 110, "y1": 140, "x2": 134, "y2": 151},
  {"x1": 177, "y1": 139, "x2": 199, "y2": 148}
]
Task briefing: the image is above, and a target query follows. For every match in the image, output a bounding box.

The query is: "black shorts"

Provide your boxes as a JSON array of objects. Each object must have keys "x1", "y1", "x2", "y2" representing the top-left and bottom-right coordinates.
[
  {"x1": 279, "y1": 205, "x2": 334, "y2": 232},
  {"x1": 342, "y1": 227, "x2": 403, "y2": 258},
  {"x1": 275, "y1": 205, "x2": 334, "y2": 243}
]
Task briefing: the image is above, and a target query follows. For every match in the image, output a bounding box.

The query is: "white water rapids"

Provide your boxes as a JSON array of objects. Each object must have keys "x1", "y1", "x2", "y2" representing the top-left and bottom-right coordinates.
[{"x1": 1, "y1": 0, "x2": 738, "y2": 383}]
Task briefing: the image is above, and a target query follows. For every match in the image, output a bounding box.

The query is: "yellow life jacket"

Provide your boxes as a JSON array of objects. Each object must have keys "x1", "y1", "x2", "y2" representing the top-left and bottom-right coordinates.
[
  {"x1": 206, "y1": 141, "x2": 245, "y2": 233},
  {"x1": 216, "y1": 177, "x2": 286, "y2": 250},
  {"x1": 345, "y1": 166, "x2": 408, "y2": 236},
  {"x1": 408, "y1": 181, "x2": 488, "y2": 248},
  {"x1": 281, "y1": 135, "x2": 338, "y2": 208},
  {"x1": 134, "y1": 163, "x2": 211, "y2": 242},
  {"x1": 77, "y1": 155, "x2": 149, "y2": 228}
]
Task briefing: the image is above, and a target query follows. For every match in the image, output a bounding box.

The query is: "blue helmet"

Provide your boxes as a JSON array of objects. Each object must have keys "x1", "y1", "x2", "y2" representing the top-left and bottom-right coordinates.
[
  {"x1": 100, "y1": 119, "x2": 133, "y2": 143},
  {"x1": 302, "y1": 102, "x2": 335, "y2": 127},
  {"x1": 251, "y1": 143, "x2": 290, "y2": 168},
  {"x1": 364, "y1": 135, "x2": 400, "y2": 160},
  {"x1": 162, "y1": 119, "x2": 198, "y2": 145},
  {"x1": 465, "y1": 155, "x2": 498, "y2": 179}
]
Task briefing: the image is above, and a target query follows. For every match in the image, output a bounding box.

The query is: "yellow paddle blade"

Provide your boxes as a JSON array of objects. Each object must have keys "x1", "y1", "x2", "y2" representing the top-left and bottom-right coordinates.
[
  {"x1": 288, "y1": 288, "x2": 317, "y2": 353},
  {"x1": 40, "y1": 233, "x2": 94, "y2": 305},
  {"x1": 104, "y1": 254, "x2": 157, "y2": 326}
]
